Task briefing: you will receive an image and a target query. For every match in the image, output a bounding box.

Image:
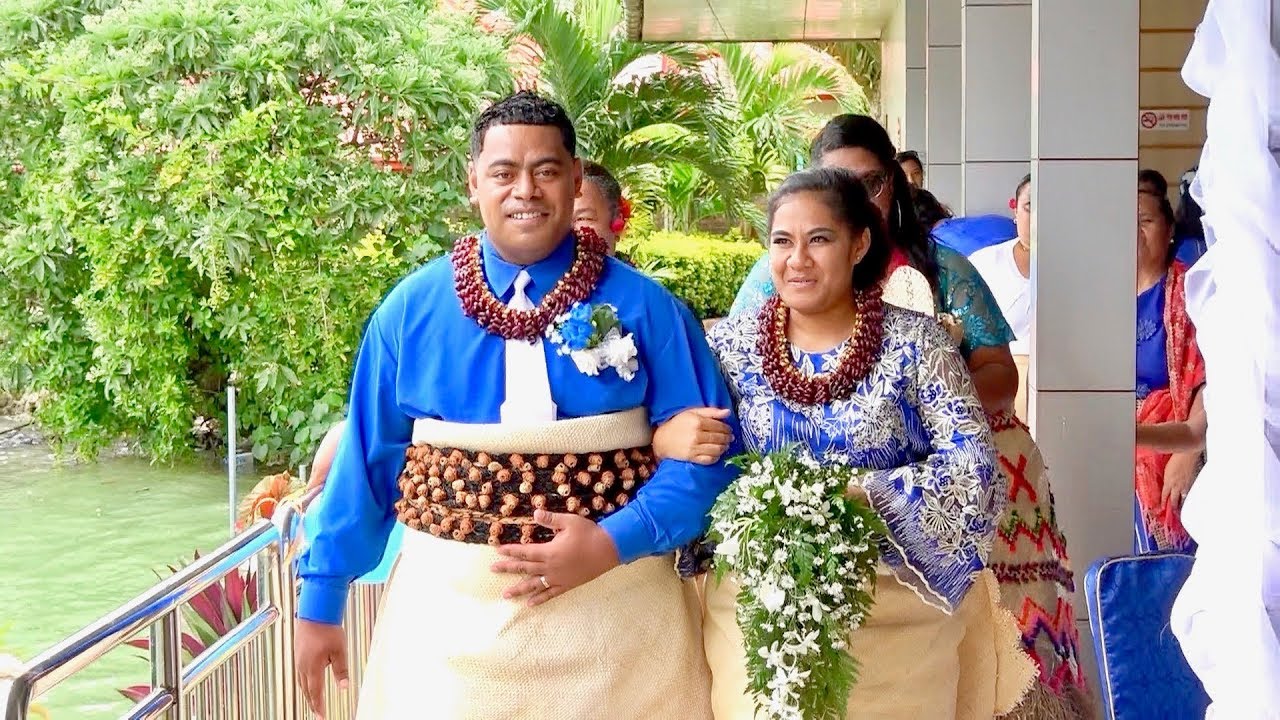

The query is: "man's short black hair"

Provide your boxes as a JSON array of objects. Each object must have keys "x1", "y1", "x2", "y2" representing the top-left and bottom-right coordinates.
[
  {"x1": 470, "y1": 91, "x2": 577, "y2": 158},
  {"x1": 895, "y1": 150, "x2": 922, "y2": 168},
  {"x1": 581, "y1": 160, "x2": 622, "y2": 219}
]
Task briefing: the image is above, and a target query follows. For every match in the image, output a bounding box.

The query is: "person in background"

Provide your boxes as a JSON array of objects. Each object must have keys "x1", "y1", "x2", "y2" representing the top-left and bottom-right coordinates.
[
  {"x1": 1138, "y1": 167, "x2": 1169, "y2": 197},
  {"x1": 1173, "y1": 165, "x2": 1207, "y2": 266},
  {"x1": 969, "y1": 174, "x2": 1032, "y2": 355},
  {"x1": 909, "y1": 185, "x2": 953, "y2": 232},
  {"x1": 1134, "y1": 186, "x2": 1207, "y2": 554},
  {"x1": 896, "y1": 149, "x2": 924, "y2": 188},
  {"x1": 574, "y1": 160, "x2": 631, "y2": 257}
]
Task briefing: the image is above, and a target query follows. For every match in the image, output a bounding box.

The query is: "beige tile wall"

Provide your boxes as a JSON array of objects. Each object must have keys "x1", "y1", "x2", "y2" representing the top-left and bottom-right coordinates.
[{"x1": 1137, "y1": 0, "x2": 1208, "y2": 198}]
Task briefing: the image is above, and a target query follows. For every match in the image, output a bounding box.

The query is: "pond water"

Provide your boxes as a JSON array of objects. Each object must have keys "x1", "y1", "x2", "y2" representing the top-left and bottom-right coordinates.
[{"x1": 0, "y1": 442, "x2": 230, "y2": 718}]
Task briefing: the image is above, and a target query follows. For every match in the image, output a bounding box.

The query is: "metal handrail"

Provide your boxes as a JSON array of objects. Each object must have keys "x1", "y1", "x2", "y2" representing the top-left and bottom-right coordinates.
[
  {"x1": 2, "y1": 484, "x2": 328, "y2": 720},
  {"x1": 3, "y1": 520, "x2": 281, "y2": 720}
]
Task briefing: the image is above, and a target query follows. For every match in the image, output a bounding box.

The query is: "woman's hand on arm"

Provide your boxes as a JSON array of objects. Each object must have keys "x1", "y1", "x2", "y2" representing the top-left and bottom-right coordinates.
[
  {"x1": 966, "y1": 345, "x2": 1020, "y2": 413},
  {"x1": 652, "y1": 407, "x2": 734, "y2": 465},
  {"x1": 1136, "y1": 386, "x2": 1208, "y2": 453},
  {"x1": 1161, "y1": 450, "x2": 1201, "y2": 510}
]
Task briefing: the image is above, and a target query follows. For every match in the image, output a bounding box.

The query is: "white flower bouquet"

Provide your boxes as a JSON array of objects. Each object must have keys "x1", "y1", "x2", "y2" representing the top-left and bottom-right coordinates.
[{"x1": 709, "y1": 449, "x2": 885, "y2": 720}]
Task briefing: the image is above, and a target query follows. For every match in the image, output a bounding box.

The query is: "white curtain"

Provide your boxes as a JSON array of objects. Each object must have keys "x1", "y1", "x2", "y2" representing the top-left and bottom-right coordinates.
[{"x1": 1171, "y1": 0, "x2": 1280, "y2": 717}]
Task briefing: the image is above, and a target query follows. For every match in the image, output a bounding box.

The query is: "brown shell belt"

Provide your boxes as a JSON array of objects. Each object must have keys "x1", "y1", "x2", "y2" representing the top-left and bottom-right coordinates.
[{"x1": 394, "y1": 444, "x2": 656, "y2": 545}]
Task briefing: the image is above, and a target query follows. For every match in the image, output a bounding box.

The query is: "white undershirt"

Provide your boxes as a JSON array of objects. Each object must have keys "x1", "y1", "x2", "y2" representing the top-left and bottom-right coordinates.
[{"x1": 969, "y1": 238, "x2": 1030, "y2": 355}]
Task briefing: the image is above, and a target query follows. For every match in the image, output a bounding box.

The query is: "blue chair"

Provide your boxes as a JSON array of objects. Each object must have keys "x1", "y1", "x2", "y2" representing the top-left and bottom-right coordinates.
[
  {"x1": 1085, "y1": 553, "x2": 1210, "y2": 720},
  {"x1": 930, "y1": 214, "x2": 1016, "y2": 257}
]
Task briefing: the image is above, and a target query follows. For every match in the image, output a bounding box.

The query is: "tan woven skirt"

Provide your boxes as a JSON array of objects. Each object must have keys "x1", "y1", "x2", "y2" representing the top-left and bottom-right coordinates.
[
  {"x1": 356, "y1": 409, "x2": 712, "y2": 719},
  {"x1": 700, "y1": 567, "x2": 1036, "y2": 720}
]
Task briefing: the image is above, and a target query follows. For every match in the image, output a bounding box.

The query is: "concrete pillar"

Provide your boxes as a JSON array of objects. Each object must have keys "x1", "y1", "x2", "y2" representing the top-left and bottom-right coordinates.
[
  {"x1": 1028, "y1": 0, "x2": 1140, "y2": 700},
  {"x1": 960, "y1": 0, "x2": 1031, "y2": 214},
  {"x1": 925, "y1": 0, "x2": 962, "y2": 206},
  {"x1": 904, "y1": 0, "x2": 928, "y2": 154}
]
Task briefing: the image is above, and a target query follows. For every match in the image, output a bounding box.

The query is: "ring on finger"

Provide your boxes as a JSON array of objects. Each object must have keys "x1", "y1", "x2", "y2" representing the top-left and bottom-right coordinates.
[{"x1": 539, "y1": 575, "x2": 550, "y2": 590}]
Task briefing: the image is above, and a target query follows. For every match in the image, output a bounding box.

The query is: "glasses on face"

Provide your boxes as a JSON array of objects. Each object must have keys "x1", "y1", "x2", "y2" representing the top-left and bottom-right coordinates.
[{"x1": 855, "y1": 170, "x2": 890, "y2": 199}]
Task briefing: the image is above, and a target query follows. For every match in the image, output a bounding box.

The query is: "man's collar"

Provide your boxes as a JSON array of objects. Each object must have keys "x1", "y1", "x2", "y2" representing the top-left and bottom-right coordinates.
[{"x1": 480, "y1": 230, "x2": 577, "y2": 301}]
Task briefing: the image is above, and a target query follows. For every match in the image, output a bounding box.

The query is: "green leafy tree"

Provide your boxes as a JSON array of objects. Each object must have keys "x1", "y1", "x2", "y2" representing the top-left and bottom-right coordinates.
[
  {"x1": 479, "y1": 0, "x2": 751, "y2": 225},
  {"x1": 814, "y1": 40, "x2": 882, "y2": 116},
  {"x1": 0, "y1": 0, "x2": 510, "y2": 462},
  {"x1": 0, "y1": 0, "x2": 125, "y2": 395}
]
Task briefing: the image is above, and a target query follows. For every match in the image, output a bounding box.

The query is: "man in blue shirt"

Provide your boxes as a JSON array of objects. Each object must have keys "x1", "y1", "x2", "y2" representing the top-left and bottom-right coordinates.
[{"x1": 294, "y1": 92, "x2": 740, "y2": 718}]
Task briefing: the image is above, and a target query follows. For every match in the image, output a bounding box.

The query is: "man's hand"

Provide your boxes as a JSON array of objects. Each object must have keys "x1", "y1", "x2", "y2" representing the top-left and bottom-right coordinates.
[
  {"x1": 295, "y1": 619, "x2": 350, "y2": 718},
  {"x1": 1161, "y1": 451, "x2": 1202, "y2": 511},
  {"x1": 492, "y1": 509, "x2": 621, "y2": 606}
]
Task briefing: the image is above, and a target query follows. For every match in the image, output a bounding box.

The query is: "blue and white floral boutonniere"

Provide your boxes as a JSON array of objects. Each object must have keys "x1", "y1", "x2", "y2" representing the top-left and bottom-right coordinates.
[{"x1": 546, "y1": 302, "x2": 639, "y2": 381}]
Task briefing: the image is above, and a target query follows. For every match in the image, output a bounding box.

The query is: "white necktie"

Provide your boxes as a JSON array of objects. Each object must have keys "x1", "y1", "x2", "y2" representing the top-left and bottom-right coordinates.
[{"x1": 500, "y1": 270, "x2": 558, "y2": 424}]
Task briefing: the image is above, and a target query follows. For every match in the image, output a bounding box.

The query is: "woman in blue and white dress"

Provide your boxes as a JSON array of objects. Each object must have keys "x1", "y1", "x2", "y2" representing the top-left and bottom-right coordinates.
[{"x1": 690, "y1": 167, "x2": 1034, "y2": 719}]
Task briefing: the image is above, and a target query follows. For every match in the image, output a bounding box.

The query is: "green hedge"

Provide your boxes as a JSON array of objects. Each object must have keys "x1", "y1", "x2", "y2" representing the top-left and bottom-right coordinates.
[{"x1": 626, "y1": 231, "x2": 763, "y2": 320}]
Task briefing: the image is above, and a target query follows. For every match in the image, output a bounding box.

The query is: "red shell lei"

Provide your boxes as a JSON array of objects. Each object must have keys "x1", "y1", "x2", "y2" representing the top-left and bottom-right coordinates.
[
  {"x1": 757, "y1": 293, "x2": 886, "y2": 405},
  {"x1": 452, "y1": 226, "x2": 608, "y2": 342}
]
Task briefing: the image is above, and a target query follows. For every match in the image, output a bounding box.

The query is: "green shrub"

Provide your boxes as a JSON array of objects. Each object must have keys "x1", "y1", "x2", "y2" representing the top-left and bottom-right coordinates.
[
  {"x1": 0, "y1": 0, "x2": 510, "y2": 463},
  {"x1": 626, "y1": 231, "x2": 763, "y2": 320}
]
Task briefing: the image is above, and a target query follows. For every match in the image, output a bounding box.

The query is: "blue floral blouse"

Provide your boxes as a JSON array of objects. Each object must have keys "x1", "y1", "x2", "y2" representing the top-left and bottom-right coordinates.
[{"x1": 707, "y1": 306, "x2": 1003, "y2": 611}]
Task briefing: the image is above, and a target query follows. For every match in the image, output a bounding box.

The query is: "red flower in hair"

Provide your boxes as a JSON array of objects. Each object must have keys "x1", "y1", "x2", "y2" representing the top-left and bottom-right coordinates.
[{"x1": 610, "y1": 197, "x2": 633, "y2": 235}]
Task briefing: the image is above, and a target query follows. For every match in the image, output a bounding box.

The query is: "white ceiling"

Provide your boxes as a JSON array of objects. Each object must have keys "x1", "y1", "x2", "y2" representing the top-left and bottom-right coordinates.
[{"x1": 625, "y1": 0, "x2": 899, "y2": 42}]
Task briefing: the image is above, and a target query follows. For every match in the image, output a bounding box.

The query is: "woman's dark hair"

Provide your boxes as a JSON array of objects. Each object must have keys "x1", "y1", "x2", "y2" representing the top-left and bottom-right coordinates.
[
  {"x1": 809, "y1": 114, "x2": 940, "y2": 291},
  {"x1": 1137, "y1": 168, "x2": 1168, "y2": 197},
  {"x1": 766, "y1": 167, "x2": 892, "y2": 292},
  {"x1": 581, "y1": 160, "x2": 621, "y2": 220},
  {"x1": 910, "y1": 186, "x2": 952, "y2": 230},
  {"x1": 1175, "y1": 166, "x2": 1204, "y2": 240},
  {"x1": 1014, "y1": 173, "x2": 1031, "y2": 199},
  {"x1": 895, "y1": 150, "x2": 922, "y2": 169},
  {"x1": 1139, "y1": 188, "x2": 1178, "y2": 266}
]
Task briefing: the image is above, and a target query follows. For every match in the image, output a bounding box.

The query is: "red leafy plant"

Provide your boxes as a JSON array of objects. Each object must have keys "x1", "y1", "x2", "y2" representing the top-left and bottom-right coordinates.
[{"x1": 118, "y1": 552, "x2": 260, "y2": 702}]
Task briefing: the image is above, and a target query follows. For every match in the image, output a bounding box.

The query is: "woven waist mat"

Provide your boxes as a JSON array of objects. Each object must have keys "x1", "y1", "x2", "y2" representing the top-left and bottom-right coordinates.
[{"x1": 395, "y1": 442, "x2": 656, "y2": 545}]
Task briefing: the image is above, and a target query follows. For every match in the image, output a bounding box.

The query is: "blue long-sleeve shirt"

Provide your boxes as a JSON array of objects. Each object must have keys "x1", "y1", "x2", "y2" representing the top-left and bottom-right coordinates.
[{"x1": 297, "y1": 232, "x2": 743, "y2": 624}]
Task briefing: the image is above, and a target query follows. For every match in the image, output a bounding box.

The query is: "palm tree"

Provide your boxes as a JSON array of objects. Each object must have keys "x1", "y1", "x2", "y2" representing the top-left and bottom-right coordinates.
[
  {"x1": 477, "y1": 0, "x2": 749, "y2": 223},
  {"x1": 813, "y1": 40, "x2": 882, "y2": 115},
  {"x1": 646, "y1": 42, "x2": 873, "y2": 233},
  {"x1": 712, "y1": 42, "x2": 870, "y2": 197}
]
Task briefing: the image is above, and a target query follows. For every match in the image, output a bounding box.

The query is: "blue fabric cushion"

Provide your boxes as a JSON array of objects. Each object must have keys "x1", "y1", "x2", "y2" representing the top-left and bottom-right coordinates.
[
  {"x1": 1085, "y1": 554, "x2": 1210, "y2": 720},
  {"x1": 930, "y1": 215, "x2": 1017, "y2": 257}
]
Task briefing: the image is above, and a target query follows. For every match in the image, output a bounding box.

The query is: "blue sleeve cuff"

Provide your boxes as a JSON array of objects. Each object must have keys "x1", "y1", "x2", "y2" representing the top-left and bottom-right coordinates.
[
  {"x1": 599, "y1": 507, "x2": 655, "y2": 564},
  {"x1": 298, "y1": 579, "x2": 350, "y2": 625}
]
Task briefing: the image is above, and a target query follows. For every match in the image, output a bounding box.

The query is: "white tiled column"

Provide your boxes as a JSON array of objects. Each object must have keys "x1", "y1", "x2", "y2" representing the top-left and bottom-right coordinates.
[
  {"x1": 1029, "y1": 0, "x2": 1139, "y2": 702},
  {"x1": 903, "y1": 0, "x2": 928, "y2": 154},
  {"x1": 925, "y1": 0, "x2": 962, "y2": 206},
  {"x1": 960, "y1": 0, "x2": 1031, "y2": 214}
]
